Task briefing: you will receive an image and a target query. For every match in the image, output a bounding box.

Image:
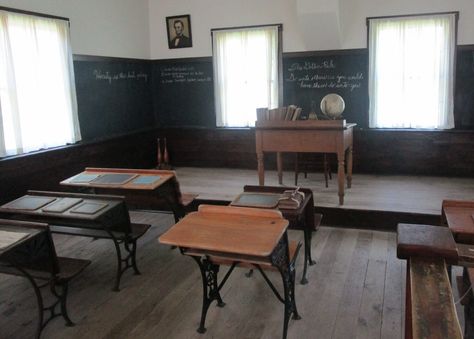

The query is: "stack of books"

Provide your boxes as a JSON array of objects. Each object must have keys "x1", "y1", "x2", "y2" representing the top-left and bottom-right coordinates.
[
  {"x1": 278, "y1": 188, "x2": 305, "y2": 209},
  {"x1": 256, "y1": 105, "x2": 302, "y2": 122}
]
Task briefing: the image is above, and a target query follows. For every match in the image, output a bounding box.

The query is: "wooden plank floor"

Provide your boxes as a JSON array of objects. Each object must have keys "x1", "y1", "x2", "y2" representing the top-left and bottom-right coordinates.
[
  {"x1": 175, "y1": 167, "x2": 474, "y2": 215},
  {"x1": 0, "y1": 211, "x2": 465, "y2": 338}
]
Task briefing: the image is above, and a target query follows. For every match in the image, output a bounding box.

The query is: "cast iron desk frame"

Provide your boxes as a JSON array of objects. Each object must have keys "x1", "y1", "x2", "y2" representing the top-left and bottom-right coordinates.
[
  {"x1": 242, "y1": 185, "x2": 321, "y2": 284},
  {"x1": 255, "y1": 121, "x2": 356, "y2": 205},
  {"x1": 159, "y1": 206, "x2": 301, "y2": 339},
  {"x1": 0, "y1": 191, "x2": 142, "y2": 291},
  {"x1": 0, "y1": 220, "x2": 73, "y2": 339},
  {"x1": 60, "y1": 168, "x2": 186, "y2": 222}
]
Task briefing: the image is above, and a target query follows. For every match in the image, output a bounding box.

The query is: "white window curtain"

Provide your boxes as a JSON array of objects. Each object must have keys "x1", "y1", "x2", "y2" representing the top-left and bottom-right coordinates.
[
  {"x1": 213, "y1": 26, "x2": 279, "y2": 127},
  {"x1": 0, "y1": 10, "x2": 81, "y2": 157},
  {"x1": 368, "y1": 14, "x2": 456, "y2": 129}
]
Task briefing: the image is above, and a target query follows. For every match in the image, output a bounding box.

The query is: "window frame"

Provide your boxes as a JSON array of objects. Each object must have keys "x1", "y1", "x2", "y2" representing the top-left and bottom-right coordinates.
[
  {"x1": 0, "y1": 6, "x2": 81, "y2": 157},
  {"x1": 366, "y1": 11, "x2": 459, "y2": 130},
  {"x1": 211, "y1": 23, "x2": 283, "y2": 128}
]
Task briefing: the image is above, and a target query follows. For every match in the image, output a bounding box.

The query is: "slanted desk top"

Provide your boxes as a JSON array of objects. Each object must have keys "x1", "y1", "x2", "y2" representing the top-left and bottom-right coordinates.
[
  {"x1": 159, "y1": 205, "x2": 288, "y2": 258},
  {"x1": 443, "y1": 200, "x2": 474, "y2": 244},
  {"x1": 61, "y1": 167, "x2": 175, "y2": 191}
]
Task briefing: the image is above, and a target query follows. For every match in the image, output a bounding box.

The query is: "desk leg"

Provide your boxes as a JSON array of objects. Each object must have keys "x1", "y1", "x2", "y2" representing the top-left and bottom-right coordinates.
[
  {"x1": 192, "y1": 257, "x2": 227, "y2": 333},
  {"x1": 337, "y1": 151, "x2": 346, "y2": 205},
  {"x1": 257, "y1": 152, "x2": 265, "y2": 185},
  {"x1": 277, "y1": 152, "x2": 283, "y2": 185},
  {"x1": 272, "y1": 234, "x2": 301, "y2": 339},
  {"x1": 347, "y1": 146, "x2": 353, "y2": 189},
  {"x1": 301, "y1": 229, "x2": 316, "y2": 285}
]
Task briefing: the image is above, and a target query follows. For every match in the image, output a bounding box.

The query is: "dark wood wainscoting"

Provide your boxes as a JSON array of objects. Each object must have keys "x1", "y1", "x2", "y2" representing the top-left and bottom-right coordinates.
[
  {"x1": 157, "y1": 127, "x2": 474, "y2": 177},
  {"x1": 0, "y1": 129, "x2": 157, "y2": 205}
]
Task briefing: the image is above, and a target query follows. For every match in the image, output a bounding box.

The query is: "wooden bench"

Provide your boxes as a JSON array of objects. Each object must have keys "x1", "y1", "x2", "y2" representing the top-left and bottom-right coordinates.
[
  {"x1": 0, "y1": 190, "x2": 151, "y2": 291},
  {"x1": 397, "y1": 223, "x2": 462, "y2": 339},
  {"x1": 0, "y1": 219, "x2": 90, "y2": 339}
]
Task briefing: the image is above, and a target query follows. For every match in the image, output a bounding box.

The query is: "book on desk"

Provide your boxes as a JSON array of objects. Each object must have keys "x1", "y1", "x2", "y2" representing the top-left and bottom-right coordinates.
[{"x1": 231, "y1": 188, "x2": 305, "y2": 210}]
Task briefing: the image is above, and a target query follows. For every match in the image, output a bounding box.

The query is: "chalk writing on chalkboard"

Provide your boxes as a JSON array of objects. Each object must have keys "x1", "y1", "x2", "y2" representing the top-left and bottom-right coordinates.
[
  {"x1": 285, "y1": 60, "x2": 364, "y2": 91},
  {"x1": 93, "y1": 70, "x2": 149, "y2": 84},
  {"x1": 160, "y1": 66, "x2": 212, "y2": 84}
]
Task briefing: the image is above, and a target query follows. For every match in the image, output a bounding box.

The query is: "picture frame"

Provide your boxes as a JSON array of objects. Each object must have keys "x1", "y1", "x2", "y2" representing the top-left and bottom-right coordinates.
[{"x1": 166, "y1": 14, "x2": 192, "y2": 49}]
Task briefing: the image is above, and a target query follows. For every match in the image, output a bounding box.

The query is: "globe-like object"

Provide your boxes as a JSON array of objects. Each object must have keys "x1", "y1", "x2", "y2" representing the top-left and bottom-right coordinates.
[{"x1": 320, "y1": 94, "x2": 345, "y2": 119}]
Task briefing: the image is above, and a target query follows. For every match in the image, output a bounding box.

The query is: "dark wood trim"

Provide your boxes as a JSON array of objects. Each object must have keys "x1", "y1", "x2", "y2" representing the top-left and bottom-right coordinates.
[
  {"x1": 74, "y1": 54, "x2": 151, "y2": 63},
  {"x1": 0, "y1": 127, "x2": 156, "y2": 163},
  {"x1": 366, "y1": 11, "x2": 459, "y2": 23},
  {"x1": 0, "y1": 6, "x2": 69, "y2": 21},
  {"x1": 457, "y1": 44, "x2": 474, "y2": 51},
  {"x1": 152, "y1": 56, "x2": 212, "y2": 63},
  {"x1": 190, "y1": 198, "x2": 440, "y2": 231},
  {"x1": 283, "y1": 48, "x2": 367, "y2": 58},
  {"x1": 211, "y1": 23, "x2": 282, "y2": 34}
]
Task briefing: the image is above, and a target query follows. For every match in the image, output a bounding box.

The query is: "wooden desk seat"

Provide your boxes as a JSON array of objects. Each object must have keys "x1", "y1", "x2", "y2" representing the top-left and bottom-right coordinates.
[
  {"x1": 0, "y1": 256, "x2": 90, "y2": 283},
  {"x1": 0, "y1": 219, "x2": 90, "y2": 338},
  {"x1": 50, "y1": 222, "x2": 150, "y2": 241},
  {"x1": 408, "y1": 257, "x2": 462, "y2": 339}
]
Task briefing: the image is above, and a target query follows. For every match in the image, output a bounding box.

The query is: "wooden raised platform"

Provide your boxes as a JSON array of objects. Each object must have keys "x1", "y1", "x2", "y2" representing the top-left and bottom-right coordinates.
[{"x1": 174, "y1": 167, "x2": 474, "y2": 229}]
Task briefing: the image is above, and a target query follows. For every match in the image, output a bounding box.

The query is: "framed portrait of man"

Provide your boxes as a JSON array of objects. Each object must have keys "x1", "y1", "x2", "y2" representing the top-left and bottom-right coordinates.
[{"x1": 166, "y1": 15, "x2": 192, "y2": 49}]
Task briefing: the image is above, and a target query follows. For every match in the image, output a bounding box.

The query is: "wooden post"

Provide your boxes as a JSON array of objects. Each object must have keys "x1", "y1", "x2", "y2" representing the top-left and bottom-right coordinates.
[
  {"x1": 156, "y1": 138, "x2": 162, "y2": 169},
  {"x1": 163, "y1": 138, "x2": 170, "y2": 169}
]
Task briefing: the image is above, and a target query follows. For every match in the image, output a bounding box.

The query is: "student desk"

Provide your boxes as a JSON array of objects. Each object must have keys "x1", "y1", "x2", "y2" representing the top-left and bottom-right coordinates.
[
  {"x1": 159, "y1": 205, "x2": 301, "y2": 339},
  {"x1": 60, "y1": 167, "x2": 186, "y2": 222},
  {"x1": 442, "y1": 200, "x2": 474, "y2": 338},
  {"x1": 0, "y1": 219, "x2": 90, "y2": 339},
  {"x1": 0, "y1": 190, "x2": 147, "y2": 291},
  {"x1": 255, "y1": 120, "x2": 356, "y2": 205},
  {"x1": 234, "y1": 185, "x2": 322, "y2": 284}
]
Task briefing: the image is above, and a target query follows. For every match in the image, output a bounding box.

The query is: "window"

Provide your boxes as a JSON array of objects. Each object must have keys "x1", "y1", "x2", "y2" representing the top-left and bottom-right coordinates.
[
  {"x1": 0, "y1": 9, "x2": 81, "y2": 157},
  {"x1": 212, "y1": 25, "x2": 281, "y2": 127},
  {"x1": 368, "y1": 13, "x2": 457, "y2": 129}
]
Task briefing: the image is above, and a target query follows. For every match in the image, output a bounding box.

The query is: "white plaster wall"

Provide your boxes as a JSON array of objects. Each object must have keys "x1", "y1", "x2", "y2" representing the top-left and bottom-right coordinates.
[
  {"x1": 148, "y1": 0, "x2": 305, "y2": 59},
  {"x1": 149, "y1": 0, "x2": 474, "y2": 59},
  {"x1": 0, "y1": 0, "x2": 150, "y2": 58},
  {"x1": 339, "y1": 0, "x2": 474, "y2": 48}
]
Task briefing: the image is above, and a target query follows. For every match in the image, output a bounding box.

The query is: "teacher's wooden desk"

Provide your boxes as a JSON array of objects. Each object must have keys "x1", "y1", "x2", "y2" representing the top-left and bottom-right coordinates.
[
  {"x1": 61, "y1": 167, "x2": 186, "y2": 222},
  {"x1": 255, "y1": 120, "x2": 356, "y2": 205},
  {"x1": 159, "y1": 205, "x2": 301, "y2": 339}
]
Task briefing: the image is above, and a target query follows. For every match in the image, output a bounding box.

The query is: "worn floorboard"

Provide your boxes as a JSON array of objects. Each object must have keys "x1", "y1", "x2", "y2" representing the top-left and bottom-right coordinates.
[{"x1": 0, "y1": 211, "x2": 454, "y2": 338}]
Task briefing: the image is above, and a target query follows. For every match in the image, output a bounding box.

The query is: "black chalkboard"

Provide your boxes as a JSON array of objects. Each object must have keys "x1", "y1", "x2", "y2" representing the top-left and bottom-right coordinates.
[
  {"x1": 74, "y1": 57, "x2": 154, "y2": 141},
  {"x1": 283, "y1": 50, "x2": 369, "y2": 127},
  {"x1": 455, "y1": 47, "x2": 474, "y2": 129},
  {"x1": 152, "y1": 58, "x2": 215, "y2": 127}
]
